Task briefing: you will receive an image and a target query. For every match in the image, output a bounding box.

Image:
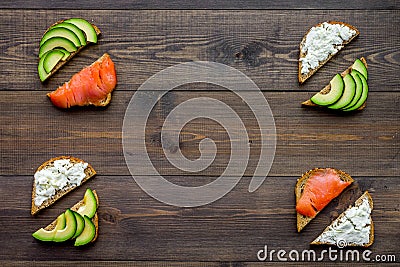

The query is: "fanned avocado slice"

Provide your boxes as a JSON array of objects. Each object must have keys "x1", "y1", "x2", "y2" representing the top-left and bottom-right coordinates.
[
  {"x1": 342, "y1": 71, "x2": 363, "y2": 110},
  {"x1": 52, "y1": 48, "x2": 70, "y2": 60},
  {"x1": 328, "y1": 73, "x2": 356, "y2": 110},
  {"x1": 39, "y1": 37, "x2": 77, "y2": 58},
  {"x1": 53, "y1": 209, "x2": 77, "y2": 242},
  {"x1": 32, "y1": 213, "x2": 66, "y2": 242},
  {"x1": 72, "y1": 211, "x2": 85, "y2": 239},
  {"x1": 343, "y1": 72, "x2": 368, "y2": 111},
  {"x1": 310, "y1": 74, "x2": 344, "y2": 106},
  {"x1": 38, "y1": 52, "x2": 51, "y2": 82},
  {"x1": 51, "y1": 22, "x2": 87, "y2": 46},
  {"x1": 76, "y1": 188, "x2": 97, "y2": 219},
  {"x1": 74, "y1": 215, "x2": 96, "y2": 246},
  {"x1": 65, "y1": 18, "x2": 97, "y2": 43},
  {"x1": 352, "y1": 59, "x2": 368, "y2": 80},
  {"x1": 43, "y1": 50, "x2": 65, "y2": 73},
  {"x1": 40, "y1": 27, "x2": 81, "y2": 47}
]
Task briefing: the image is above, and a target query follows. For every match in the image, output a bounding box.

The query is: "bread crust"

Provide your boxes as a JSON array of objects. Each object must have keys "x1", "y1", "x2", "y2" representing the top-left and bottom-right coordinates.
[
  {"x1": 40, "y1": 20, "x2": 101, "y2": 82},
  {"x1": 43, "y1": 190, "x2": 99, "y2": 243},
  {"x1": 298, "y1": 21, "x2": 359, "y2": 84},
  {"x1": 311, "y1": 191, "x2": 374, "y2": 247},
  {"x1": 31, "y1": 156, "x2": 96, "y2": 215},
  {"x1": 302, "y1": 57, "x2": 368, "y2": 111},
  {"x1": 295, "y1": 168, "x2": 354, "y2": 232}
]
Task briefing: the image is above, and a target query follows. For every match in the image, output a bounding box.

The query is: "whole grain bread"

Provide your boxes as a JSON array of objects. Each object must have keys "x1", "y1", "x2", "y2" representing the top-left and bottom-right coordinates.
[
  {"x1": 298, "y1": 21, "x2": 359, "y2": 84},
  {"x1": 40, "y1": 20, "x2": 101, "y2": 82},
  {"x1": 44, "y1": 190, "x2": 99, "y2": 243},
  {"x1": 295, "y1": 168, "x2": 354, "y2": 232},
  {"x1": 31, "y1": 156, "x2": 96, "y2": 215},
  {"x1": 301, "y1": 57, "x2": 368, "y2": 110},
  {"x1": 311, "y1": 191, "x2": 374, "y2": 247}
]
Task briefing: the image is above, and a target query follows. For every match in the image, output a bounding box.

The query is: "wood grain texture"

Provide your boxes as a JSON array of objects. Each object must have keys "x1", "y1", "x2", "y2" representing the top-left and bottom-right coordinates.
[
  {"x1": 0, "y1": 10, "x2": 399, "y2": 92},
  {"x1": 0, "y1": 175, "x2": 398, "y2": 262},
  {"x1": 1, "y1": 1, "x2": 399, "y2": 9},
  {"x1": 1, "y1": 90, "x2": 398, "y2": 177}
]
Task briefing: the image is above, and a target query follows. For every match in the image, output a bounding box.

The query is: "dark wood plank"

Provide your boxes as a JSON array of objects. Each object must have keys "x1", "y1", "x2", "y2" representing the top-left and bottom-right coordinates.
[
  {"x1": 1, "y1": 1, "x2": 399, "y2": 9},
  {"x1": 0, "y1": 175, "x2": 398, "y2": 261},
  {"x1": 0, "y1": 91, "x2": 398, "y2": 177},
  {"x1": 0, "y1": 10, "x2": 399, "y2": 91}
]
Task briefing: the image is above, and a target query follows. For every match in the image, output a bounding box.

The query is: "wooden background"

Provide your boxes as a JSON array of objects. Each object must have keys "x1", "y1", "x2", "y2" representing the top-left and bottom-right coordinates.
[{"x1": 0, "y1": 1, "x2": 399, "y2": 266}]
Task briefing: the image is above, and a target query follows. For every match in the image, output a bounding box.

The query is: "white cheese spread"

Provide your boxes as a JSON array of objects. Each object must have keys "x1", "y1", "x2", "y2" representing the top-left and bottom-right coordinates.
[
  {"x1": 34, "y1": 159, "x2": 88, "y2": 206},
  {"x1": 300, "y1": 22, "x2": 357, "y2": 75},
  {"x1": 313, "y1": 195, "x2": 371, "y2": 246}
]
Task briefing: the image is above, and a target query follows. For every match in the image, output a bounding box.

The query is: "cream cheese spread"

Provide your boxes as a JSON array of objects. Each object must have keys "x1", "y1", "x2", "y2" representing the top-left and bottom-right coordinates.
[
  {"x1": 300, "y1": 22, "x2": 357, "y2": 75},
  {"x1": 313, "y1": 195, "x2": 371, "y2": 246},
  {"x1": 34, "y1": 159, "x2": 88, "y2": 206}
]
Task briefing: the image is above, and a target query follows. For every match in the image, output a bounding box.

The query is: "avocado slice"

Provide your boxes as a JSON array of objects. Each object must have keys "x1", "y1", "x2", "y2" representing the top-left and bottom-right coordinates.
[
  {"x1": 76, "y1": 188, "x2": 97, "y2": 219},
  {"x1": 352, "y1": 59, "x2": 368, "y2": 80},
  {"x1": 342, "y1": 71, "x2": 363, "y2": 110},
  {"x1": 51, "y1": 22, "x2": 87, "y2": 46},
  {"x1": 39, "y1": 37, "x2": 77, "y2": 58},
  {"x1": 53, "y1": 209, "x2": 77, "y2": 242},
  {"x1": 38, "y1": 53, "x2": 51, "y2": 82},
  {"x1": 310, "y1": 74, "x2": 344, "y2": 106},
  {"x1": 343, "y1": 72, "x2": 368, "y2": 111},
  {"x1": 328, "y1": 73, "x2": 356, "y2": 110},
  {"x1": 65, "y1": 18, "x2": 97, "y2": 43},
  {"x1": 72, "y1": 211, "x2": 85, "y2": 239},
  {"x1": 32, "y1": 213, "x2": 66, "y2": 242},
  {"x1": 40, "y1": 27, "x2": 81, "y2": 48},
  {"x1": 52, "y1": 48, "x2": 70, "y2": 60},
  {"x1": 43, "y1": 50, "x2": 64, "y2": 73},
  {"x1": 74, "y1": 215, "x2": 96, "y2": 246}
]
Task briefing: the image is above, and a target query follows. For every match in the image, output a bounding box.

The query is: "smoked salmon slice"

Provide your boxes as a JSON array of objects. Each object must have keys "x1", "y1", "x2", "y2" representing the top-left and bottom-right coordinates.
[
  {"x1": 47, "y1": 53, "x2": 116, "y2": 108},
  {"x1": 296, "y1": 168, "x2": 353, "y2": 218}
]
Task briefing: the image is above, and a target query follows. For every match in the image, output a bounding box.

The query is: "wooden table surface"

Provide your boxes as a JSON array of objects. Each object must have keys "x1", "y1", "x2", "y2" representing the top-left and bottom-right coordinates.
[{"x1": 0, "y1": 1, "x2": 399, "y2": 266}]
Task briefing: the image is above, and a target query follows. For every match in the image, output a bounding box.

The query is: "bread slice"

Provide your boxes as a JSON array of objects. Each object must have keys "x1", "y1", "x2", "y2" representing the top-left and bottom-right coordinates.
[
  {"x1": 311, "y1": 191, "x2": 374, "y2": 247},
  {"x1": 296, "y1": 168, "x2": 354, "y2": 232},
  {"x1": 31, "y1": 156, "x2": 96, "y2": 215},
  {"x1": 299, "y1": 21, "x2": 359, "y2": 84},
  {"x1": 44, "y1": 190, "x2": 99, "y2": 243},
  {"x1": 301, "y1": 57, "x2": 368, "y2": 110},
  {"x1": 40, "y1": 20, "x2": 101, "y2": 82}
]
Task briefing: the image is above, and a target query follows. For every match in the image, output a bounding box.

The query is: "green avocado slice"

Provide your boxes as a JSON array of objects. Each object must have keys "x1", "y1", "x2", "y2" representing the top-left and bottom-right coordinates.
[
  {"x1": 76, "y1": 188, "x2": 97, "y2": 219},
  {"x1": 65, "y1": 18, "x2": 97, "y2": 43},
  {"x1": 43, "y1": 49, "x2": 64, "y2": 73},
  {"x1": 72, "y1": 211, "x2": 85, "y2": 239},
  {"x1": 74, "y1": 215, "x2": 96, "y2": 246},
  {"x1": 53, "y1": 209, "x2": 77, "y2": 242},
  {"x1": 342, "y1": 71, "x2": 363, "y2": 110},
  {"x1": 310, "y1": 74, "x2": 344, "y2": 106},
  {"x1": 32, "y1": 213, "x2": 66, "y2": 242},
  {"x1": 328, "y1": 73, "x2": 356, "y2": 110},
  {"x1": 51, "y1": 22, "x2": 87, "y2": 46},
  {"x1": 39, "y1": 37, "x2": 77, "y2": 58},
  {"x1": 352, "y1": 59, "x2": 368, "y2": 80},
  {"x1": 38, "y1": 52, "x2": 51, "y2": 82},
  {"x1": 343, "y1": 72, "x2": 368, "y2": 111},
  {"x1": 52, "y1": 48, "x2": 70, "y2": 60},
  {"x1": 40, "y1": 27, "x2": 81, "y2": 47}
]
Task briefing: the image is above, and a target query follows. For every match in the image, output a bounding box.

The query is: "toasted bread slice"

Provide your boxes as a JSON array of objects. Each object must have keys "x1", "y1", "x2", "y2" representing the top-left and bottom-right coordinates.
[
  {"x1": 302, "y1": 57, "x2": 368, "y2": 110},
  {"x1": 299, "y1": 21, "x2": 359, "y2": 84},
  {"x1": 311, "y1": 191, "x2": 373, "y2": 247},
  {"x1": 31, "y1": 156, "x2": 96, "y2": 215},
  {"x1": 40, "y1": 20, "x2": 101, "y2": 82},
  {"x1": 44, "y1": 190, "x2": 99, "y2": 243},
  {"x1": 296, "y1": 168, "x2": 354, "y2": 232}
]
